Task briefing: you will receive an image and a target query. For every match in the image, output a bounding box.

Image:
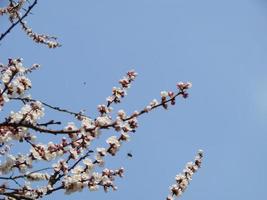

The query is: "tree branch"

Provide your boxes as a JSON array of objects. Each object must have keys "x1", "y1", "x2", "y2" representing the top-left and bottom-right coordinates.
[{"x1": 0, "y1": 0, "x2": 37, "y2": 42}]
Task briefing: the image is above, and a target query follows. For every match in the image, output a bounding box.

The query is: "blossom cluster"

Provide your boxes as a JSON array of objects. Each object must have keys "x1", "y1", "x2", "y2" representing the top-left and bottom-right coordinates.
[
  {"x1": 106, "y1": 70, "x2": 138, "y2": 106},
  {"x1": 0, "y1": 154, "x2": 33, "y2": 174},
  {"x1": 63, "y1": 167, "x2": 124, "y2": 194},
  {"x1": 0, "y1": 58, "x2": 39, "y2": 110},
  {"x1": 166, "y1": 150, "x2": 203, "y2": 200},
  {"x1": 9, "y1": 101, "x2": 44, "y2": 124},
  {"x1": 0, "y1": 0, "x2": 25, "y2": 18},
  {"x1": 0, "y1": 0, "x2": 60, "y2": 48}
]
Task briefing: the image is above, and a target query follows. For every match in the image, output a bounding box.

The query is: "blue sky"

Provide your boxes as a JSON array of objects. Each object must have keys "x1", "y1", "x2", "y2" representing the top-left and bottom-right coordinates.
[{"x1": 1, "y1": 0, "x2": 267, "y2": 199}]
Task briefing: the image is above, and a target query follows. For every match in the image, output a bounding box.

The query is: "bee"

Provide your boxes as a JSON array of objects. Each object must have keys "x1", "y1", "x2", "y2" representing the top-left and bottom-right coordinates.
[{"x1": 127, "y1": 152, "x2": 133, "y2": 158}]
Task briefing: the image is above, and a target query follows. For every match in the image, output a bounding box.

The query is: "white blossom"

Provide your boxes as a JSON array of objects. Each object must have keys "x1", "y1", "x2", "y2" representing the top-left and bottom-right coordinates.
[
  {"x1": 26, "y1": 172, "x2": 49, "y2": 181},
  {"x1": 96, "y1": 116, "x2": 112, "y2": 126},
  {"x1": 106, "y1": 136, "x2": 120, "y2": 148},
  {"x1": 160, "y1": 91, "x2": 168, "y2": 98}
]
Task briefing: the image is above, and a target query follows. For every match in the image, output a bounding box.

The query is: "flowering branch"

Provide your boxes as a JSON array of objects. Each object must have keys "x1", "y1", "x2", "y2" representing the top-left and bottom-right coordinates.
[
  {"x1": 0, "y1": 0, "x2": 37, "y2": 42},
  {"x1": 0, "y1": 56, "x2": 196, "y2": 199},
  {"x1": 166, "y1": 150, "x2": 203, "y2": 200},
  {"x1": 0, "y1": 0, "x2": 60, "y2": 48}
]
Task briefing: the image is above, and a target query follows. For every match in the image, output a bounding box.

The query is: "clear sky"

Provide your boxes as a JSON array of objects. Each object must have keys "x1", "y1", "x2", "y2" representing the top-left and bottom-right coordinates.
[{"x1": 1, "y1": 0, "x2": 267, "y2": 199}]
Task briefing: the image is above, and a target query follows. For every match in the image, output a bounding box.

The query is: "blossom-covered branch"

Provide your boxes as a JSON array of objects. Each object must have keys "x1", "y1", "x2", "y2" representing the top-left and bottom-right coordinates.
[
  {"x1": 0, "y1": 0, "x2": 60, "y2": 48},
  {"x1": 0, "y1": 57, "x2": 194, "y2": 199},
  {"x1": 166, "y1": 150, "x2": 203, "y2": 200}
]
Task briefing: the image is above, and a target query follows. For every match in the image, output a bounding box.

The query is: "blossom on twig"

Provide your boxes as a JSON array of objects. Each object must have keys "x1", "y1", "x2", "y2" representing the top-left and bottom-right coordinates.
[{"x1": 166, "y1": 150, "x2": 203, "y2": 200}]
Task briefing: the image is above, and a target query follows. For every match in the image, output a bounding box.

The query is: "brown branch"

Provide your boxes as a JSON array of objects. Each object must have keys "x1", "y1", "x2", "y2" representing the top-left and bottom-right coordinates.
[{"x1": 1, "y1": 91, "x2": 184, "y2": 135}]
